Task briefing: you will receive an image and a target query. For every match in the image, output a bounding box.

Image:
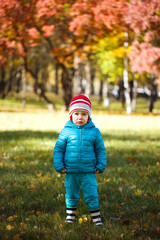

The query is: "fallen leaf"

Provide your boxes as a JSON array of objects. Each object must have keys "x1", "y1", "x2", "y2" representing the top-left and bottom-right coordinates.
[
  {"x1": 6, "y1": 225, "x2": 14, "y2": 230},
  {"x1": 128, "y1": 156, "x2": 136, "y2": 164}
]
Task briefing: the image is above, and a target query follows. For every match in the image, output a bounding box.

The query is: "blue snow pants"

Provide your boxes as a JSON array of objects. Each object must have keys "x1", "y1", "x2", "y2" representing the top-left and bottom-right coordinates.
[{"x1": 65, "y1": 173, "x2": 99, "y2": 210}]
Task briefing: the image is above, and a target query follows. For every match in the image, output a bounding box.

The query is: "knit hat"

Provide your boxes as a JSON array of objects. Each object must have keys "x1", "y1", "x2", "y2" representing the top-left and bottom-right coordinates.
[{"x1": 69, "y1": 95, "x2": 91, "y2": 121}]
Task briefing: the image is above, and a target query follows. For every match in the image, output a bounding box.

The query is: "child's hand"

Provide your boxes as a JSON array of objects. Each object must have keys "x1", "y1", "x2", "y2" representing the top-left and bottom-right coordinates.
[
  {"x1": 95, "y1": 168, "x2": 99, "y2": 174},
  {"x1": 60, "y1": 169, "x2": 66, "y2": 174}
]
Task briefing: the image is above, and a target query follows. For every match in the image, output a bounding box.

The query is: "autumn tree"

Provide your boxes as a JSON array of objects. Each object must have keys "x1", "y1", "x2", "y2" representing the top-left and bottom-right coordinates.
[
  {"x1": 70, "y1": 0, "x2": 133, "y2": 112},
  {"x1": 125, "y1": 0, "x2": 160, "y2": 112},
  {"x1": 0, "y1": 0, "x2": 97, "y2": 109},
  {"x1": 0, "y1": 0, "x2": 72, "y2": 109},
  {"x1": 0, "y1": 0, "x2": 54, "y2": 107},
  {"x1": 70, "y1": 0, "x2": 160, "y2": 112}
]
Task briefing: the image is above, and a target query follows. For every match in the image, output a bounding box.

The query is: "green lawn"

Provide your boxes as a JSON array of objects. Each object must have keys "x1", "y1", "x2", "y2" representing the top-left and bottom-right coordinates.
[{"x1": 0, "y1": 106, "x2": 160, "y2": 239}]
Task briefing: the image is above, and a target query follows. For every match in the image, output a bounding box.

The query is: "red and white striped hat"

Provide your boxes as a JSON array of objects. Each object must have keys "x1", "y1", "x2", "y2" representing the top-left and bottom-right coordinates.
[{"x1": 69, "y1": 94, "x2": 91, "y2": 118}]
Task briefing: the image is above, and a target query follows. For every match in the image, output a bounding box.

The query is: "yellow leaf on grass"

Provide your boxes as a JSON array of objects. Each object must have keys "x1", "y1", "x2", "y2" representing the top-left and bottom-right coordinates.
[
  {"x1": 7, "y1": 216, "x2": 14, "y2": 222},
  {"x1": 78, "y1": 218, "x2": 83, "y2": 224},
  {"x1": 8, "y1": 215, "x2": 17, "y2": 222},
  {"x1": 135, "y1": 189, "x2": 141, "y2": 196},
  {"x1": 6, "y1": 225, "x2": 14, "y2": 230}
]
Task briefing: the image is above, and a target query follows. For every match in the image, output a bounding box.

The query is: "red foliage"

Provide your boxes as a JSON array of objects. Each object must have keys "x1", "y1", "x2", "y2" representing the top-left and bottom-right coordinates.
[
  {"x1": 70, "y1": 0, "x2": 160, "y2": 75},
  {"x1": 70, "y1": 0, "x2": 128, "y2": 35},
  {"x1": 129, "y1": 41, "x2": 160, "y2": 74},
  {"x1": 125, "y1": 0, "x2": 160, "y2": 75},
  {"x1": 0, "y1": 0, "x2": 160, "y2": 75},
  {"x1": 124, "y1": 0, "x2": 160, "y2": 35}
]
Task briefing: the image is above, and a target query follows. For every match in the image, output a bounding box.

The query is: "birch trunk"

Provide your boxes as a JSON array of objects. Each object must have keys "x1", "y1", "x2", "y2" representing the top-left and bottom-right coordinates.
[
  {"x1": 85, "y1": 60, "x2": 91, "y2": 97},
  {"x1": 123, "y1": 32, "x2": 131, "y2": 114},
  {"x1": 103, "y1": 80, "x2": 110, "y2": 107}
]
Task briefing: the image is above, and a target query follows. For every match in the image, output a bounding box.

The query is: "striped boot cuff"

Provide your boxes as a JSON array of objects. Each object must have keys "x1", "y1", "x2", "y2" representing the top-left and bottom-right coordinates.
[
  {"x1": 90, "y1": 209, "x2": 103, "y2": 226},
  {"x1": 65, "y1": 207, "x2": 77, "y2": 224}
]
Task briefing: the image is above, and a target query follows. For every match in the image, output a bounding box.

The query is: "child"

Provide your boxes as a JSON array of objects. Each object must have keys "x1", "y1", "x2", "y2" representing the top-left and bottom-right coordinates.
[{"x1": 53, "y1": 95, "x2": 107, "y2": 226}]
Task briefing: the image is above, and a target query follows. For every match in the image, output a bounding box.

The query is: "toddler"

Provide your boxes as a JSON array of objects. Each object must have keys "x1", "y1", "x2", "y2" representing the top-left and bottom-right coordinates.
[{"x1": 53, "y1": 95, "x2": 107, "y2": 226}]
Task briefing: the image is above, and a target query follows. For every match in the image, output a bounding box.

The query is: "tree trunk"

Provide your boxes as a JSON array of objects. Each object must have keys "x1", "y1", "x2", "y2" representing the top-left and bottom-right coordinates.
[
  {"x1": 24, "y1": 56, "x2": 55, "y2": 111},
  {"x1": 73, "y1": 58, "x2": 84, "y2": 95},
  {"x1": 91, "y1": 68, "x2": 95, "y2": 95},
  {"x1": 99, "y1": 79, "x2": 103, "y2": 103},
  {"x1": 21, "y1": 65, "x2": 26, "y2": 108},
  {"x1": 131, "y1": 78, "x2": 137, "y2": 112},
  {"x1": 79, "y1": 63, "x2": 85, "y2": 94},
  {"x1": 123, "y1": 66, "x2": 131, "y2": 114},
  {"x1": 0, "y1": 66, "x2": 14, "y2": 99},
  {"x1": 61, "y1": 64, "x2": 74, "y2": 110},
  {"x1": 15, "y1": 69, "x2": 21, "y2": 93},
  {"x1": 55, "y1": 63, "x2": 59, "y2": 94},
  {"x1": 0, "y1": 67, "x2": 6, "y2": 98},
  {"x1": 73, "y1": 66, "x2": 80, "y2": 95},
  {"x1": 149, "y1": 74, "x2": 157, "y2": 112},
  {"x1": 123, "y1": 32, "x2": 131, "y2": 114},
  {"x1": 118, "y1": 77, "x2": 125, "y2": 108},
  {"x1": 85, "y1": 60, "x2": 91, "y2": 97},
  {"x1": 103, "y1": 80, "x2": 110, "y2": 107}
]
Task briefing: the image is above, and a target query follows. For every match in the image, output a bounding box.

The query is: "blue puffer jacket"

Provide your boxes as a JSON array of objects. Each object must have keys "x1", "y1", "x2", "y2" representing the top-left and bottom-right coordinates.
[{"x1": 53, "y1": 119, "x2": 107, "y2": 174}]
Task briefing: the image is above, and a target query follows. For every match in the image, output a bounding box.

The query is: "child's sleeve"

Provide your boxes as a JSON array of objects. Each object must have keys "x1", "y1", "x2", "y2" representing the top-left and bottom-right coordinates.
[
  {"x1": 53, "y1": 129, "x2": 67, "y2": 173},
  {"x1": 95, "y1": 128, "x2": 107, "y2": 173}
]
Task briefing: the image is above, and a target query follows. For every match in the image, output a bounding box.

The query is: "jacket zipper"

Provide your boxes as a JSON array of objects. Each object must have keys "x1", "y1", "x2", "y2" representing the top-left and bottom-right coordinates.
[{"x1": 79, "y1": 128, "x2": 82, "y2": 173}]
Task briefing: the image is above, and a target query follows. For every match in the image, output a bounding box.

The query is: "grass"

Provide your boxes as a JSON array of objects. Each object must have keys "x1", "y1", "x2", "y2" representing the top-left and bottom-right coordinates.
[{"x1": 0, "y1": 98, "x2": 160, "y2": 240}]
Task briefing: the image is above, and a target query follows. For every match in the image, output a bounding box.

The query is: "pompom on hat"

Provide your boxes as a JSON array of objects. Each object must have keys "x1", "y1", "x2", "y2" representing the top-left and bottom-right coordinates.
[{"x1": 69, "y1": 95, "x2": 91, "y2": 121}]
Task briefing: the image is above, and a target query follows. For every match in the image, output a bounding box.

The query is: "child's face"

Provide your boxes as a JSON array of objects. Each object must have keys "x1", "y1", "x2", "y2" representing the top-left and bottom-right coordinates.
[{"x1": 72, "y1": 111, "x2": 88, "y2": 126}]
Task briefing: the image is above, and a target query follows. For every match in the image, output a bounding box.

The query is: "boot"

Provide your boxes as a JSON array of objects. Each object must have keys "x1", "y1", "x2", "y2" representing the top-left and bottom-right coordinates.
[
  {"x1": 65, "y1": 207, "x2": 77, "y2": 224},
  {"x1": 90, "y1": 209, "x2": 103, "y2": 226}
]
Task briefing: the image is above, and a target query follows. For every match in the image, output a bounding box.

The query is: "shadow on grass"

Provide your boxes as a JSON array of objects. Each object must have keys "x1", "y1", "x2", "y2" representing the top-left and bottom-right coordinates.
[
  {"x1": 0, "y1": 130, "x2": 59, "y2": 140},
  {"x1": 102, "y1": 132, "x2": 160, "y2": 142},
  {"x1": 1, "y1": 129, "x2": 160, "y2": 141}
]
